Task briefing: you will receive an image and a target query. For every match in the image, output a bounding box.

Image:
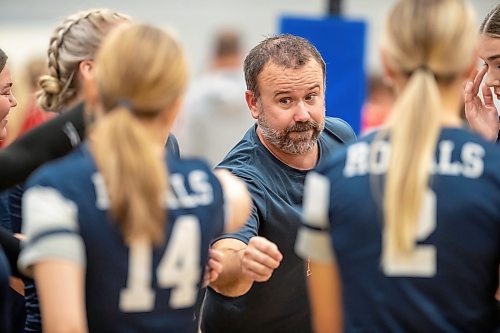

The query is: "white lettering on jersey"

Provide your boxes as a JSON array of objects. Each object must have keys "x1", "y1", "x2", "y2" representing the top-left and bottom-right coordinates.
[
  {"x1": 167, "y1": 171, "x2": 214, "y2": 209},
  {"x1": 343, "y1": 140, "x2": 485, "y2": 179},
  {"x1": 93, "y1": 170, "x2": 214, "y2": 210},
  {"x1": 461, "y1": 142, "x2": 485, "y2": 178},
  {"x1": 343, "y1": 142, "x2": 370, "y2": 177}
]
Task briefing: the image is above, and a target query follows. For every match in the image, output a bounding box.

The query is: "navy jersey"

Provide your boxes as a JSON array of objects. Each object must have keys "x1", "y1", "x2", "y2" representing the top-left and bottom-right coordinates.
[
  {"x1": 298, "y1": 128, "x2": 500, "y2": 332},
  {"x1": 0, "y1": 246, "x2": 11, "y2": 333},
  {"x1": 18, "y1": 144, "x2": 226, "y2": 333},
  {"x1": 9, "y1": 133, "x2": 180, "y2": 333},
  {"x1": 202, "y1": 118, "x2": 356, "y2": 333}
]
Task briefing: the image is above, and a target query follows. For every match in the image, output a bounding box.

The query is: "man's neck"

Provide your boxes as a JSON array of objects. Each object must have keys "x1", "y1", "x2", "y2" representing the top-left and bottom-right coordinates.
[{"x1": 256, "y1": 128, "x2": 319, "y2": 171}]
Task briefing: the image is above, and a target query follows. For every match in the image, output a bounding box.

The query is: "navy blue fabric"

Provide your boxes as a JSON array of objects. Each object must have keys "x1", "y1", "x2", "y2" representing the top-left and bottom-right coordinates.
[
  {"x1": 202, "y1": 118, "x2": 355, "y2": 333},
  {"x1": 166, "y1": 134, "x2": 180, "y2": 158},
  {"x1": 317, "y1": 128, "x2": 500, "y2": 332},
  {"x1": 10, "y1": 133, "x2": 178, "y2": 333},
  {"x1": 0, "y1": 246, "x2": 11, "y2": 333},
  {"x1": 7, "y1": 182, "x2": 42, "y2": 332},
  {"x1": 8, "y1": 183, "x2": 23, "y2": 235},
  {"x1": 0, "y1": 191, "x2": 11, "y2": 230},
  {"x1": 25, "y1": 144, "x2": 225, "y2": 333}
]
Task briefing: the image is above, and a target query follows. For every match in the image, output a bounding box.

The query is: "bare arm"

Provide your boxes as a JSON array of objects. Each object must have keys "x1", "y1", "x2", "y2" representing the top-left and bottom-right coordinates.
[
  {"x1": 307, "y1": 261, "x2": 342, "y2": 333},
  {"x1": 34, "y1": 260, "x2": 88, "y2": 333},
  {"x1": 209, "y1": 236, "x2": 282, "y2": 297}
]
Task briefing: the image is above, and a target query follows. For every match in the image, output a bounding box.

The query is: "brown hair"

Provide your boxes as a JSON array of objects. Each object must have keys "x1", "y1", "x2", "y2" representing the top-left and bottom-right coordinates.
[
  {"x1": 243, "y1": 34, "x2": 325, "y2": 98},
  {"x1": 480, "y1": 4, "x2": 500, "y2": 37},
  {"x1": 0, "y1": 48, "x2": 7, "y2": 73}
]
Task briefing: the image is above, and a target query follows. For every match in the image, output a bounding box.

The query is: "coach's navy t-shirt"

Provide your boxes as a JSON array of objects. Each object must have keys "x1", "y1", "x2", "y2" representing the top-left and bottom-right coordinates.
[{"x1": 202, "y1": 118, "x2": 355, "y2": 333}]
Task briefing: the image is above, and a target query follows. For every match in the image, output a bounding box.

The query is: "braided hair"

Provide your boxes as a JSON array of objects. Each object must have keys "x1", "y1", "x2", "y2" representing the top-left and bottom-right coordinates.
[{"x1": 38, "y1": 9, "x2": 130, "y2": 112}]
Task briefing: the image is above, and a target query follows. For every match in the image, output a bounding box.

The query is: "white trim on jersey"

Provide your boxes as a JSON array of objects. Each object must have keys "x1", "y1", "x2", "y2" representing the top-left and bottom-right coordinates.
[
  {"x1": 18, "y1": 186, "x2": 85, "y2": 277},
  {"x1": 295, "y1": 172, "x2": 335, "y2": 264}
]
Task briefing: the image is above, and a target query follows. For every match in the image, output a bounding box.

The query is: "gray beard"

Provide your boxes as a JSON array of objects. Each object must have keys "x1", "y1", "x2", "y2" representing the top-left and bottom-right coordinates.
[{"x1": 257, "y1": 112, "x2": 325, "y2": 155}]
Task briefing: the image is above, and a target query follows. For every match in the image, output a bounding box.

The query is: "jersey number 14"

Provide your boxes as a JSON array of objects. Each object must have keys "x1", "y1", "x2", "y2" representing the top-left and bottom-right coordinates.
[{"x1": 119, "y1": 216, "x2": 201, "y2": 312}]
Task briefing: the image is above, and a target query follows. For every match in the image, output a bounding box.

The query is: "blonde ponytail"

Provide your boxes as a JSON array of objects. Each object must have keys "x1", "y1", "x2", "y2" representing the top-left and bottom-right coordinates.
[
  {"x1": 382, "y1": 69, "x2": 441, "y2": 259},
  {"x1": 377, "y1": 0, "x2": 477, "y2": 260},
  {"x1": 91, "y1": 107, "x2": 167, "y2": 245},
  {"x1": 91, "y1": 24, "x2": 188, "y2": 245}
]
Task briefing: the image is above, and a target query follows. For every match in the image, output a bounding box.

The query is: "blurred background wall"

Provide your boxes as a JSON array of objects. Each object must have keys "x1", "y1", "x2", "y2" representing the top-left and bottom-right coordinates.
[
  {"x1": 1, "y1": 0, "x2": 496, "y2": 75},
  {"x1": 0, "y1": 0, "x2": 497, "y2": 136}
]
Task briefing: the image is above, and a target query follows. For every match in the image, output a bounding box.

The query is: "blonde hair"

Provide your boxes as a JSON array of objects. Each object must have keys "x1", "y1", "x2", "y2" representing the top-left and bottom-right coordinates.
[
  {"x1": 379, "y1": 0, "x2": 476, "y2": 258},
  {"x1": 91, "y1": 23, "x2": 188, "y2": 245},
  {"x1": 38, "y1": 9, "x2": 130, "y2": 112}
]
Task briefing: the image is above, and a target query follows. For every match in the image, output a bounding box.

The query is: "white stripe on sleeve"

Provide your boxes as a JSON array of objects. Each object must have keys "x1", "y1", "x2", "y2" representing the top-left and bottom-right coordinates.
[
  {"x1": 18, "y1": 186, "x2": 85, "y2": 277},
  {"x1": 295, "y1": 172, "x2": 335, "y2": 263}
]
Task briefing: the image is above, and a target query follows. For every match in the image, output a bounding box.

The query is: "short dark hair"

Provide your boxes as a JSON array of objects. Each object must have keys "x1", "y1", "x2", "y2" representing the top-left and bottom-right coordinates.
[
  {"x1": 480, "y1": 4, "x2": 500, "y2": 37},
  {"x1": 214, "y1": 30, "x2": 241, "y2": 58},
  {"x1": 0, "y1": 48, "x2": 7, "y2": 73},
  {"x1": 244, "y1": 34, "x2": 326, "y2": 98}
]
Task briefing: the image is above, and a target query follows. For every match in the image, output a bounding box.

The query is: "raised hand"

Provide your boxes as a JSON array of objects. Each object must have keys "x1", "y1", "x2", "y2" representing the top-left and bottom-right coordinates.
[
  {"x1": 241, "y1": 236, "x2": 283, "y2": 282},
  {"x1": 464, "y1": 66, "x2": 499, "y2": 141}
]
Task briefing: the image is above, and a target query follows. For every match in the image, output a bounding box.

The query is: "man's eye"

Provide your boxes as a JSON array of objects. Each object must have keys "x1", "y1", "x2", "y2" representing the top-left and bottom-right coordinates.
[{"x1": 280, "y1": 98, "x2": 292, "y2": 105}]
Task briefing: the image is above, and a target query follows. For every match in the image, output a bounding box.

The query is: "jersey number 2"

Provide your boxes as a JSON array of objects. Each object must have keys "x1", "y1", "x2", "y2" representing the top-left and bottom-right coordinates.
[
  {"x1": 119, "y1": 216, "x2": 201, "y2": 312},
  {"x1": 382, "y1": 189, "x2": 437, "y2": 277}
]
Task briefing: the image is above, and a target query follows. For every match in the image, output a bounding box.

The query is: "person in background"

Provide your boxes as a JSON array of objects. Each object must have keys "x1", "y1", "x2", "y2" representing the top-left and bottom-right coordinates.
[
  {"x1": 297, "y1": 0, "x2": 500, "y2": 332},
  {"x1": 18, "y1": 23, "x2": 251, "y2": 333},
  {"x1": 360, "y1": 74, "x2": 395, "y2": 134},
  {"x1": 175, "y1": 29, "x2": 253, "y2": 166}
]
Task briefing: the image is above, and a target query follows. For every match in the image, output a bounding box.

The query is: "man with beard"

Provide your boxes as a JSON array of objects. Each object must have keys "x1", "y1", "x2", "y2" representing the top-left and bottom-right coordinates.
[{"x1": 201, "y1": 34, "x2": 356, "y2": 333}]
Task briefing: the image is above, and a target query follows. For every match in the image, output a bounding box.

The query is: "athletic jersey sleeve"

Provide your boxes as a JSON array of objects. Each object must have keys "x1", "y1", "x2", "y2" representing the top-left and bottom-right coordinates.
[
  {"x1": 18, "y1": 182, "x2": 86, "y2": 277},
  {"x1": 0, "y1": 103, "x2": 85, "y2": 191},
  {"x1": 295, "y1": 171, "x2": 335, "y2": 263},
  {"x1": 212, "y1": 168, "x2": 264, "y2": 245}
]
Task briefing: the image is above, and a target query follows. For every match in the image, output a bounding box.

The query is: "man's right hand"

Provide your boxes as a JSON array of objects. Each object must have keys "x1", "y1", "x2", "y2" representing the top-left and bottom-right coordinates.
[{"x1": 241, "y1": 236, "x2": 283, "y2": 282}]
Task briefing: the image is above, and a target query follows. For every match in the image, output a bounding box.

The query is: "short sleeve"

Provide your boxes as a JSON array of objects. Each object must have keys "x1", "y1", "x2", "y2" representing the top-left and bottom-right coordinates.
[{"x1": 18, "y1": 185, "x2": 86, "y2": 277}]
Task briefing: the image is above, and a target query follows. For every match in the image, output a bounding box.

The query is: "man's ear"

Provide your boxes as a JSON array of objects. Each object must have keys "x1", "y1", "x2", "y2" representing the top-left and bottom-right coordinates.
[
  {"x1": 79, "y1": 60, "x2": 94, "y2": 80},
  {"x1": 245, "y1": 90, "x2": 260, "y2": 120}
]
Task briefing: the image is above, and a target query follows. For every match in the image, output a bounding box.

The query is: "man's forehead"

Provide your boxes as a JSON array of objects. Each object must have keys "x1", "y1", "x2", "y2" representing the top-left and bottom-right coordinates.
[{"x1": 258, "y1": 61, "x2": 323, "y2": 89}]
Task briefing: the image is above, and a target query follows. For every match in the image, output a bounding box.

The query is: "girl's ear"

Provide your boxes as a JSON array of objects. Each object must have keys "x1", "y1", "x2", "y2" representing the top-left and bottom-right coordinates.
[{"x1": 79, "y1": 60, "x2": 94, "y2": 80}]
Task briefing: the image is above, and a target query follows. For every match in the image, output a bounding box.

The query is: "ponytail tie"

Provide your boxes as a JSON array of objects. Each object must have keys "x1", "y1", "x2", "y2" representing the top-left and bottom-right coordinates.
[{"x1": 118, "y1": 99, "x2": 134, "y2": 111}]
